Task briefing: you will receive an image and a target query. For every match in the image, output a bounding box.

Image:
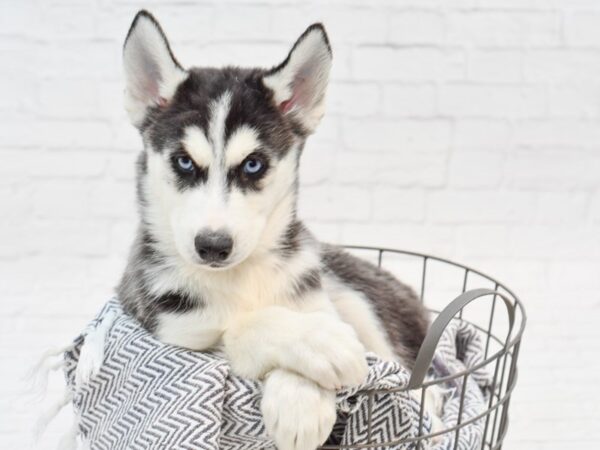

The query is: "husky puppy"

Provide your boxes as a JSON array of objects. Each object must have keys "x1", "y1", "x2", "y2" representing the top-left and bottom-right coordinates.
[{"x1": 118, "y1": 10, "x2": 430, "y2": 450}]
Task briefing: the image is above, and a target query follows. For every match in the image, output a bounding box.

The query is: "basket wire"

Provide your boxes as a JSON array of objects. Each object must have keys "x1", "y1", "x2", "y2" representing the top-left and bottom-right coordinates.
[{"x1": 318, "y1": 247, "x2": 527, "y2": 450}]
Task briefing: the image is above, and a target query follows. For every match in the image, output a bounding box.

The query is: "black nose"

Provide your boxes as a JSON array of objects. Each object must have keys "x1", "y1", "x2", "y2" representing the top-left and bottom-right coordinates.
[{"x1": 194, "y1": 230, "x2": 233, "y2": 263}]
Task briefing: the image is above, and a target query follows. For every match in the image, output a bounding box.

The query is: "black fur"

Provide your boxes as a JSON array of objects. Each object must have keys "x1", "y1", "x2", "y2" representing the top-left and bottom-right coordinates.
[
  {"x1": 290, "y1": 269, "x2": 322, "y2": 300},
  {"x1": 118, "y1": 230, "x2": 204, "y2": 332},
  {"x1": 321, "y1": 244, "x2": 429, "y2": 366},
  {"x1": 170, "y1": 149, "x2": 209, "y2": 190},
  {"x1": 143, "y1": 68, "x2": 297, "y2": 156},
  {"x1": 226, "y1": 151, "x2": 270, "y2": 192},
  {"x1": 118, "y1": 11, "x2": 430, "y2": 367}
]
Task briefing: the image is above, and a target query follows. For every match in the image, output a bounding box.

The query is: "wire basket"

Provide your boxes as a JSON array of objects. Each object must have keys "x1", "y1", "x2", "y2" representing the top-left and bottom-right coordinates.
[{"x1": 323, "y1": 246, "x2": 527, "y2": 450}]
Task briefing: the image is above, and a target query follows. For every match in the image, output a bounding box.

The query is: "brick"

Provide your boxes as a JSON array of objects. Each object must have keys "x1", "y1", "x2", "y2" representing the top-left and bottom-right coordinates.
[
  {"x1": 302, "y1": 221, "x2": 342, "y2": 243},
  {"x1": 299, "y1": 139, "x2": 337, "y2": 186},
  {"x1": 427, "y1": 190, "x2": 536, "y2": 224},
  {"x1": 388, "y1": 11, "x2": 444, "y2": 45},
  {"x1": 39, "y1": 41, "x2": 119, "y2": 79},
  {"x1": 353, "y1": 47, "x2": 466, "y2": 82},
  {"x1": 339, "y1": 223, "x2": 456, "y2": 256},
  {"x1": 37, "y1": 3, "x2": 96, "y2": 40},
  {"x1": 332, "y1": 150, "x2": 447, "y2": 188},
  {"x1": 447, "y1": 151, "x2": 504, "y2": 188},
  {"x1": 514, "y1": 119, "x2": 600, "y2": 148},
  {"x1": 509, "y1": 226, "x2": 600, "y2": 259},
  {"x1": 28, "y1": 150, "x2": 107, "y2": 179},
  {"x1": 468, "y1": 50, "x2": 522, "y2": 83},
  {"x1": 298, "y1": 185, "x2": 371, "y2": 222},
  {"x1": 565, "y1": 11, "x2": 600, "y2": 47},
  {"x1": 454, "y1": 119, "x2": 512, "y2": 152},
  {"x1": 439, "y1": 84, "x2": 547, "y2": 118},
  {"x1": 372, "y1": 188, "x2": 426, "y2": 222},
  {"x1": 31, "y1": 180, "x2": 90, "y2": 219},
  {"x1": 535, "y1": 192, "x2": 588, "y2": 225},
  {"x1": 38, "y1": 120, "x2": 113, "y2": 150},
  {"x1": 148, "y1": 5, "x2": 215, "y2": 44},
  {"x1": 181, "y1": 41, "x2": 288, "y2": 70},
  {"x1": 548, "y1": 84, "x2": 600, "y2": 118},
  {"x1": 323, "y1": 8, "x2": 388, "y2": 43},
  {"x1": 39, "y1": 79, "x2": 99, "y2": 119},
  {"x1": 24, "y1": 219, "x2": 111, "y2": 256},
  {"x1": 0, "y1": 121, "x2": 44, "y2": 148},
  {"x1": 382, "y1": 84, "x2": 437, "y2": 117},
  {"x1": 341, "y1": 118, "x2": 452, "y2": 153},
  {"x1": 109, "y1": 220, "x2": 138, "y2": 258},
  {"x1": 107, "y1": 151, "x2": 142, "y2": 181},
  {"x1": 456, "y1": 225, "x2": 509, "y2": 258},
  {"x1": 89, "y1": 181, "x2": 136, "y2": 219},
  {"x1": 591, "y1": 193, "x2": 600, "y2": 223},
  {"x1": 213, "y1": 5, "x2": 272, "y2": 41},
  {"x1": 0, "y1": 74, "x2": 36, "y2": 114},
  {"x1": 446, "y1": 11, "x2": 561, "y2": 47},
  {"x1": 506, "y1": 151, "x2": 600, "y2": 190},
  {"x1": 3, "y1": 4, "x2": 600, "y2": 449},
  {"x1": 113, "y1": 121, "x2": 141, "y2": 152},
  {"x1": 327, "y1": 82, "x2": 380, "y2": 118},
  {"x1": 523, "y1": 50, "x2": 600, "y2": 84}
]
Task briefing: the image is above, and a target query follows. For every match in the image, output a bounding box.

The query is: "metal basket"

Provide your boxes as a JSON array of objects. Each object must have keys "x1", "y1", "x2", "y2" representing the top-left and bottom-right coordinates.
[{"x1": 322, "y1": 246, "x2": 527, "y2": 450}]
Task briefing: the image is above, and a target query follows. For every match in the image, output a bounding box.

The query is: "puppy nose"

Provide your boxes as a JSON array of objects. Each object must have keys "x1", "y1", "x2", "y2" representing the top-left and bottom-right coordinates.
[{"x1": 194, "y1": 230, "x2": 233, "y2": 263}]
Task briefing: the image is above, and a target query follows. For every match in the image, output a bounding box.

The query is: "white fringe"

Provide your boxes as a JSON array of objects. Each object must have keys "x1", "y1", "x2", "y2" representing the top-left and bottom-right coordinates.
[
  {"x1": 30, "y1": 308, "x2": 117, "y2": 449},
  {"x1": 24, "y1": 344, "x2": 74, "y2": 402},
  {"x1": 33, "y1": 387, "x2": 73, "y2": 442},
  {"x1": 56, "y1": 414, "x2": 80, "y2": 450},
  {"x1": 75, "y1": 309, "x2": 117, "y2": 388}
]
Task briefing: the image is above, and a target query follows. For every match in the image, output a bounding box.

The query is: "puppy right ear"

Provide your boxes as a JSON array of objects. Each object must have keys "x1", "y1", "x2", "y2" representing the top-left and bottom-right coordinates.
[{"x1": 123, "y1": 10, "x2": 186, "y2": 127}]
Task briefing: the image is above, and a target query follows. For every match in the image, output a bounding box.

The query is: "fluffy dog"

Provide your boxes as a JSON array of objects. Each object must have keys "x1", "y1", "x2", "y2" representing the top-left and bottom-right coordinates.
[{"x1": 117, "y1": 11, "x2": 430, "y2": 450}]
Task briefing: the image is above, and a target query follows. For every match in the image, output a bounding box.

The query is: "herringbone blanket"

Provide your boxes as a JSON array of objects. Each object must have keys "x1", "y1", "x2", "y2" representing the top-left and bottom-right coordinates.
[{"x1": 64, "y1": 299, "x2": 491, "y2": 449}]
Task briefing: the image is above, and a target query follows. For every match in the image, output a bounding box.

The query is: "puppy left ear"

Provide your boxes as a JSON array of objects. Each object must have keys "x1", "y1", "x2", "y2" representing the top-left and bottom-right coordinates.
[
  {"x1": 123, "y1": 10, "x2": 187, "y2": 127},
  {"x1": 263, "y1": 24, "x2": 332, "y2": 134}
]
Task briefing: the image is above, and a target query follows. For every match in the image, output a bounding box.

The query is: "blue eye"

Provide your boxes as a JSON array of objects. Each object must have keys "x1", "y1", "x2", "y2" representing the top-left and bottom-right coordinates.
[
  {"x1": 177, "y1": 156, "x2": 194, "y2": 172},
  {"x1": 243, "y1": 157, "x2": 264, "y2": 175}
]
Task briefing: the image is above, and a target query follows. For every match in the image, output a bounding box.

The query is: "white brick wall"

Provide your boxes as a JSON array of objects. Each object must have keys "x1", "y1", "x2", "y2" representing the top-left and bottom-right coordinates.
[{"x1": 2, "y1": 0, "x2": 600, "y2": 448}]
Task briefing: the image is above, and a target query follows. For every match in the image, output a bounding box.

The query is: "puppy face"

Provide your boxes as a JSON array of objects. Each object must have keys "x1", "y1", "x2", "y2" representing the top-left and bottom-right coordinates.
[{"x1": 123, "y1": 11, "x2": 331, "y2": 270}]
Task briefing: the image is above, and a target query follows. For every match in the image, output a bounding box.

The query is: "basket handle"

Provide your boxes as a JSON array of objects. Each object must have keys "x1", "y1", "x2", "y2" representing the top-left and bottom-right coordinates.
[{"x1": 407, "y1": 288, "x2": 515, "y2": 390}]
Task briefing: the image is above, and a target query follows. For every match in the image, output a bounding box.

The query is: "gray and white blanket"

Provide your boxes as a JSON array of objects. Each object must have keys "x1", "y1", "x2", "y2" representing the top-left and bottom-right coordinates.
[{"x1": 63, "y1": 299, "x2": 491, "y2": 449}]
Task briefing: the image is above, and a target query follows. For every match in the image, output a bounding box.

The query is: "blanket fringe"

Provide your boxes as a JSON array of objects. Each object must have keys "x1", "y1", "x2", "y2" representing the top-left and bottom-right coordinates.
[
  {"x1": 25, "y1": 343, "x2": 74, "y2": 402},
  {"x1": 75, "y1": 308, "x2": 117, "y2": 388},
  {"x1": 56, "y1": 414, "x2": 80, "y2": 450},
  {"x1": 33, "y1": 387, "x2": 73, "y2": 442},
  {"x1": 30, "y1": 308, "x2": 117, "y2": 448}
]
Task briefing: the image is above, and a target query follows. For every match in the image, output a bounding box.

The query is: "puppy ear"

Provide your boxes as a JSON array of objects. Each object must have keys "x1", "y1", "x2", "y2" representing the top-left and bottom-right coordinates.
[
  {"x1": 123, "y1": 10, "x2": 187, "y2": 127},
  {"x1": 263, "y1": 24, "x2": 332, "y2": 134}
]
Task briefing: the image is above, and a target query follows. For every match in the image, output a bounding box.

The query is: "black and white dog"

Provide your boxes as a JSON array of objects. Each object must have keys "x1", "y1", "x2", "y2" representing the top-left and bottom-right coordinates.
[{"x1": 118, "y1": 10, "x2": 430, "y2": 450}]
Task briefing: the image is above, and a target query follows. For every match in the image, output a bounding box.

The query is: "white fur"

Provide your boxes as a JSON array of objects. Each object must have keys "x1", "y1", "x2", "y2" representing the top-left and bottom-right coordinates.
[
  {"x1": 208, "y1": 91, "x2": 232, "y2": 159},
  {"x1": 223, "y1": 304, "x2": 368, "y2": 390},
  {"x1": 182, "y1": 126, "x2": 213, "y2": 166},
  {"x1": 123, "y1": 14, "x2": 187, "y2": 126},
  {"x1": 323, "y1": 275, "x2": 397, "y2": 361},
  {"x1": 261, "y1": 369, "x2": 336, "y2": 450},
  {"x1": 143, "y1": 144, "x2": 300, "y2": 272},
  {"x1": 225, "y1": 125, "x2": 261, "y2": 166},
  {"x1": 125, "y1": 18, "x2": 427, "y2": 450},
  {"x1": 155, "y1": 307, "x2": 225, "y2": 351},
  {"x1": 263, "y1": 27, "x2": 332, "y2": 132},
  {"x1": 76, "y1": 309, "x2": 117, "y2": 387}
]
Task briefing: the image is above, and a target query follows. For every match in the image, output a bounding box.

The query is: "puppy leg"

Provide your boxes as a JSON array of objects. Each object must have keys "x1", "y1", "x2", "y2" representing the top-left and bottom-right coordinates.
[
  {"x1": 222, "y1": 305, "x2": 368, "y2": 390},
  {"x1": 261, "y1": 369, "x2": 336, "y2": 450}
]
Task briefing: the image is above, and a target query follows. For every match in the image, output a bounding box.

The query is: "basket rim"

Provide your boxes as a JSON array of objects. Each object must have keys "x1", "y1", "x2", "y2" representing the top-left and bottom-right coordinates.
[{"x1": 342, "y1": 245, "x2": 527, "y2": 389}]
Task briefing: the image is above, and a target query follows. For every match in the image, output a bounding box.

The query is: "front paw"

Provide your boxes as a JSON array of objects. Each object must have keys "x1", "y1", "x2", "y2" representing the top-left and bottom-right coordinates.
[
  {"x1": 283, "y1": 315, "x2": 368, "y2": 390},
  {"x1": 262, "y1": 370, "x2": 336, "y2": 450}
]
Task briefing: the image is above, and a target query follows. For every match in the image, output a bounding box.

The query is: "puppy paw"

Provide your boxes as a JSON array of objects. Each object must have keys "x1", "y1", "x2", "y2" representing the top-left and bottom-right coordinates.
[
  {"x1": 262, "y1": 370, "x2": 336, "y2": 450},
  {"x1": 283, "y1": 315, "x2": 368, "y2": 390}
]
